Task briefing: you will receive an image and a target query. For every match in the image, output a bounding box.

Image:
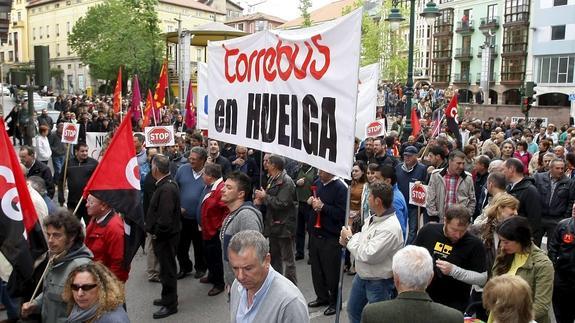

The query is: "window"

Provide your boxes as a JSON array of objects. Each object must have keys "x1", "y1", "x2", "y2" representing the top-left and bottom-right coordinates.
[
  {"x1": 487, "y1": 4, "x2": 497, "y2": 19},
  {"x1": 554, "y1": 0, "x2": 567, "y2": 6},
  {"x1": 46, "y1": 25, "x2": 49, "y2": 38},
  {"x1": 504, "y1": 0, "x2": 529, "y2": 23},
  {"x1": 0, "y1": 52, "x2": 4, "y2": 63},
  {"x1": 39, "y1": 26, "x2": 43, "y2": 39},
  {"x1": 503, "y1": 26, "x2": 528, "y2": 52},
  {"x1": 8, "y1": 51, "x2": 13, "y2": 61},
  {"x1": 56, "y1": 24, "x2": 59, "y2": 36},
  {"x1": 551, "y1": 25, "x2": 566, "y2": 40},
  {"x1": 17, "y1": 11, "x2": 21, "y2": 21},
  {"x1": 255, "y1": 20, "x2": 266, "y2": 32},
  {"x1": 67, "y1": 64, "x2": 71, "y2": 69},
  {"x1": 538, "y1": 56, "x2": 574, "y2": 83},
  {"x1": 56, "y1": 43, "x2": 60, "y2": 56},
  {"x1": 67, "y1": 22, "x2": 71, "y2": 34},
  {"x1": 501, "y1": 57, "x2": 526, "y2": 81},
  {"x1": 197, "y1": 48, "x2": 202, "y2": 62},
  {"x1": 32, "y1": 27, "x2": 36, "y2": 40},
  {"x1": 237, "y1": 23, "x2": 244, "y2": 31}
]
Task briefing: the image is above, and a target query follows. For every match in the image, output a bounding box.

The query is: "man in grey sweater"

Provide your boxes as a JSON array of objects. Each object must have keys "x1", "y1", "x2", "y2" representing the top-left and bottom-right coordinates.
[
  {"x1": 229, "y1": 230, "x2": 309, "y2": 323},
  {"x1": 220, "y1": 171, "x2": 263, "y2": 287}
]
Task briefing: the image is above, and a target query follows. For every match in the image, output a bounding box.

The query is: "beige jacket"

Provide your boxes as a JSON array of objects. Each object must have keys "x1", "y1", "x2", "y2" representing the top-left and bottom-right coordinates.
[{"x1": 426, "y1": 167, "x2": 476, "y2": 221}]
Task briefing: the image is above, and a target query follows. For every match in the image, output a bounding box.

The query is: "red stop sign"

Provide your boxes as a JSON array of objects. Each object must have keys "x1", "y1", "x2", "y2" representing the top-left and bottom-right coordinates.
[
  {"x1": 148, "y1": 127, "x2": 172, "y2": 145},
  {"x1": 63, "y1": 124, "x2": 78, "y2": 142},
  {"x1": 366, "y1": 121, "x2": 382, "y2": 137},
  {"x1": 411, "y1": 184, "x2": 426, "y2": 205}
]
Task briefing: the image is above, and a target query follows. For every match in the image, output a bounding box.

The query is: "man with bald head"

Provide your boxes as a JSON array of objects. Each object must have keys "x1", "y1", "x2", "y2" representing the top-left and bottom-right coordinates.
[{"x1": 230, "y1": 145, "x2": 259, "y2": 187}]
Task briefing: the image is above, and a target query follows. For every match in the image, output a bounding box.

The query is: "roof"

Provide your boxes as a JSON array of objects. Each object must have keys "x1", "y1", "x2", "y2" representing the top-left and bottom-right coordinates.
[
  {"x1": 226, "y1": 0, "x2": 243, "y2": 10},
  {"x1": 225, "y1": 12, "x2": 286, "y2": 24},
  {"x1": 279, "y1": 0, "x2": 357, "y2": 29},
  {"x1": 28, "y1": 0, "x2": 226, "y2": 14},
  {"x1": 163, "y1": 22, "x2": 247, "y2": 46}
]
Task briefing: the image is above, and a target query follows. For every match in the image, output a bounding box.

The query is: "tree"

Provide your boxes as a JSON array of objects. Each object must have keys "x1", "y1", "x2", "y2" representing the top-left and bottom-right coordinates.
[
  {"x1": 68, "y1": 0, "x2": 163, "y2": 93},
  {"x1": 343, "y1": 0, "x2": 409, "y2": 82},
  {"x1": 299, "y1": 0, "x2": 313, "y2": 27}
]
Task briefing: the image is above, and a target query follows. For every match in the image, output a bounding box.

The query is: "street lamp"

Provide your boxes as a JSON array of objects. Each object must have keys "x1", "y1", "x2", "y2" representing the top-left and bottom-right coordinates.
[{"x1": 386, "y1": 0, "x2": 440, "y2": 142}]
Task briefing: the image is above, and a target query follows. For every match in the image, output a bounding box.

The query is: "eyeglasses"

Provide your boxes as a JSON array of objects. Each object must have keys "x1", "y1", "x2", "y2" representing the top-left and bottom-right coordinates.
[{"x1": 70, "y1": 284, "x2": 98, "y2": 292}]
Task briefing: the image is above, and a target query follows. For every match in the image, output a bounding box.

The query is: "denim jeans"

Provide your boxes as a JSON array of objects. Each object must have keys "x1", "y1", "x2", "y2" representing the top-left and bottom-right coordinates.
[
  {"x1": 347, "y1": 275, "x2": 396, "y2": 323},
  {"x1": 0, "y1": 280, "x2": 18, "y2": 319},
  {"x1": 52, "y1": 155, "x2": 65, "y2": 181}
]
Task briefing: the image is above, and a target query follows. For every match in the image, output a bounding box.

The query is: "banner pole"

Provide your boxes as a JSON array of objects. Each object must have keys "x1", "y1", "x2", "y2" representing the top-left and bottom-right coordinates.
[
  {"x1": 336, "y1": 9, "x2": 363, "y2": 322},
  {"x1": 61, "y1": 143, "x2": 71, "y2": 205},
  {"x1": 29, "y1": 255, "x2": 55, "y2": 302},
  {"x1": 72, "y1": 196, "x2": 84, "y2": 216}
]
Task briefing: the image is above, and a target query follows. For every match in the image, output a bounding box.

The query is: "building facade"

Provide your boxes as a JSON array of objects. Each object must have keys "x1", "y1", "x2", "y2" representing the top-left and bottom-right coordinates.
[
  {"x1": 531, "y1": 0, "x2": 574, "y2": 108},
  {"x1": 225, "y1": 12, "x2": 285, "y2": 33},
  {"x1": 432, "y1": 0, "x2": 535, "y2": 105},
  {"x1": 0, "y1": 0, "x2": 230, "y2": 94}
]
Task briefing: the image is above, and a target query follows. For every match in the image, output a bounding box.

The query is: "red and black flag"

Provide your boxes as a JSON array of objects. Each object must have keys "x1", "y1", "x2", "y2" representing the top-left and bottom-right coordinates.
[
  {"x1": 0, "y1": 119, "x2": 47, "y2": 296},
  {"x1": 445, "y1": 94, "x2": 462, "y2": 148},
  {"x1": 83, "y1": 111, "x2": 145, "y2": 269}
]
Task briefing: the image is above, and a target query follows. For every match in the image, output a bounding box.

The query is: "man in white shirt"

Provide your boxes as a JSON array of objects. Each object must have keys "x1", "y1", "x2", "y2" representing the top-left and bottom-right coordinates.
[{"x1": 340, "y1": 182, "x2": 404, "y2": 323}]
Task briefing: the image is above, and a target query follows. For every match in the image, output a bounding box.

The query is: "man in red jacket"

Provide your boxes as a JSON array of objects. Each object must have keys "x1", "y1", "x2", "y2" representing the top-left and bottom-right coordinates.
[
  {"x1": 200, "y1": 163, "x2": 228, "y2": 296},
  {"x1": 85, "y1": 194, "x2": 129, "y2": 282}
]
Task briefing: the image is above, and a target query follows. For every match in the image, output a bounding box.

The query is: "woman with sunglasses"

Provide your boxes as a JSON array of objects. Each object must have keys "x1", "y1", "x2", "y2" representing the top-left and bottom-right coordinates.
[{"x1": 62, "y1": 262, "x2": 129, "y2": 323}]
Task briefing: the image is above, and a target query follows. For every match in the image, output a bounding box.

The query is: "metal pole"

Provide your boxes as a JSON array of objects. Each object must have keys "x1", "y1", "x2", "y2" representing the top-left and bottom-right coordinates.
[{"x1": 401, "y1": 0, "x2": 416, "y2": 143}]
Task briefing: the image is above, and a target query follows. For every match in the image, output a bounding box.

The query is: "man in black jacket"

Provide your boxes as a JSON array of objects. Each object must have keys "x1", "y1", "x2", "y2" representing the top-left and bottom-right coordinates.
[
  {"x1": 306, "y1": 170, "x2": 348, "y2": 316},
  {"x1": 548, "y1": 214, "x2": 575, "y2": 323},
  {"x1": 58, "y1": 143, "x2": 98, "y2": 223},
  {"x1": 534, "y1": 158, "x2": 571, "y2": 240},
  {"x1": 48, "y1": 123, "x2": 67, "y2": 181},
  {"x1": 19, "y1": 145, "x2": 55, "y2": 198},
  {"x1": 146, "y1": 154, "x2": 181, "y2": 319},
  {"x1": 504, "y1": 158, "x2": 543, "y2": 245}
]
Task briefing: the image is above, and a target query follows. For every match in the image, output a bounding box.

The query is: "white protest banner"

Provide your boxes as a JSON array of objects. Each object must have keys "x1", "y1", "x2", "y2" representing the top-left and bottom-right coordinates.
[
  {"x1": 86, "y1": 132, "x2": 109, "y2": 160},
  {"x1": 356, "y1": 63, "x2": 378, "y2": 140},
  {"x1": 61, "y1": 123, "x2": 80, "y2": 144},
  {"x1": 145, "y1": 126, "x2": 175, "y2": 147},
  {"x1": 511, "y1": 116, "x2": 548, "y2": 127},
  {"x1": 197, "y1": 62, "x2": 209, "y2": 130},
  {"x1": 207, "y1": 9, "x2": 362, "y2": 180},
  {"x1": 409, "y1": 182, "x2": 428, "y2": 207},
  {"x1": 365, "y1": 119, "x2": 387, "y2": 138}
]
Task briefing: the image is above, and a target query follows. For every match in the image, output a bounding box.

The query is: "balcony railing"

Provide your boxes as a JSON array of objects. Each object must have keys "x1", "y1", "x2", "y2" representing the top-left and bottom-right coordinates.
[
  {"x1": 456, "y1": 20, "x2": 474, "y2": 33},
  {"x1": 501, "y1": 72, "x2": 525, "y2": 82},
  {"x1": 433, "y1": 75, "x2": 450, "y2": 83},
  {"x1": 475, "y1": 72, "x2": 497, "y2": 83},
  {"x1": 479, "y1": 16, "x2": 499, "y2": 29},
  {"x1": 433, "y1": 49, "x2": 452, "y2": 60},
  {"x1": 454, "y1": 47, "x2": 473, "y2": 59},
  {"x1": 477, "y1": 47, "x2": 498, "y2": 57},
  {"x1": 502, "y1": 43, "x2": 527, "y2": 54},
  {"x1": 453, "y1": 73, "x2": 471, "y2": 83}
]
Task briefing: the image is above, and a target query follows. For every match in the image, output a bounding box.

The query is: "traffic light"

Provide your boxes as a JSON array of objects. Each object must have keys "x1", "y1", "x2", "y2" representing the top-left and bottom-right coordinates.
[
  {"x1": 521, "y1": 97, "x2": 530, "y2": 114},
  {"x1": 525, "y1": 81, "x2": 537, "y2": 105}
]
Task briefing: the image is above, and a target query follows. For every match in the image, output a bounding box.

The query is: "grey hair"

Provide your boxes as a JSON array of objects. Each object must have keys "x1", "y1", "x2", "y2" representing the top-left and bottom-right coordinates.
[
  {"x1": 27, "y1": 176, "x2": 47, "y2": 195},
  {"x1": 392, "y1": 245, "x2": 433, "y2": 291},
  {"x1": 488, "y1": 159, "x2": 504, "y2": 173},
  {"x1": 228, "y1": 230, "x2": 269, "y2": 263},
  {"x1": 190, "y1": 146, "x2": 208, "y2": 162}
]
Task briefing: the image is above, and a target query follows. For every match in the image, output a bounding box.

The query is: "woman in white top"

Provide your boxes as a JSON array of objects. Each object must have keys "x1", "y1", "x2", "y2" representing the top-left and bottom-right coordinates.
[{"x1": 35, "y1": 124, "x2": 52, "y2": 164}]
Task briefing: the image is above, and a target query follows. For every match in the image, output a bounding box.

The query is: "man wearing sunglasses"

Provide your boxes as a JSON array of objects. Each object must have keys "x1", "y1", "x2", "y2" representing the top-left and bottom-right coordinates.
[{"x1": 21, "y1": 211, "x2": 93, "y2": 322}]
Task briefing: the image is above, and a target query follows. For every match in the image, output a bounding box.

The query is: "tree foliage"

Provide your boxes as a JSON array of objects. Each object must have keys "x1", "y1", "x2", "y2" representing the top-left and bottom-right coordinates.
[
  {"x1": 299, "y1": 0, "x2": 313, "y2": 27},
  {"x1": 68, "y1": 0, "x2": 163, "y2": 93},
  {"x1": 343, "y1": 0, "x2": 409, "y2": 82}
]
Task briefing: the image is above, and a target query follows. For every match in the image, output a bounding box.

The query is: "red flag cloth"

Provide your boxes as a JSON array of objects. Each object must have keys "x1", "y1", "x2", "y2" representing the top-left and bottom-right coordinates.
[
  {"x1": 154, "y1": 61, "x2": 168, "y2": 109},
  {"x1": 130, "y1": 75, "x2": 142, "y2": 124},
  {"x1": 83, "y1": 111, "x2": 145, "y2": 268},
  {"x1": 0, "y1": 118, "x2": 47, "y2": 296},
  {"x1": 445, "y1": 94, "x2": 459, "y2": 122},
  {"x1": 411, "y1": 107, "x2": 421, "y2": 137},
  {"x1": 445, "y1": 94, "x2": 462, "y2": 148},
  {"x1": 142, "y1": 89, "x2": 159, "y2": 127},
  {"x1": 112, "y1": 67, "x2": 122, "y2": 113},
  {"x1": 184, "y1": 79, "x2": 196, "y2": 129}
]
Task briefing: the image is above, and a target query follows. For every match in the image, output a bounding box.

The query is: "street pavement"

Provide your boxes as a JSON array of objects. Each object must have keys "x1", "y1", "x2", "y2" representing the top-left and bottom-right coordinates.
[{"x1": 125, "y1": 249, "x2": 354, "y2": 322}]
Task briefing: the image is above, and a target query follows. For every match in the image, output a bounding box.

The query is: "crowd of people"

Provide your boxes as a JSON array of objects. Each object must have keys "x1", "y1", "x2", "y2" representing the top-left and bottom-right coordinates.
[{"x1": 1, "y1": 89, "x2": 575, "y2": 323}]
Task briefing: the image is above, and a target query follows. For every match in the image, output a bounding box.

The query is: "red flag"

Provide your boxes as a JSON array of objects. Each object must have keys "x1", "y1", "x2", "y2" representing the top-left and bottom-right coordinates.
[
  {"x1": 130, "y1": 75, "x2": 142, "y2": 124},
  {"x1": 154, "y1": 61, "x2": 168, "y2": 109},
  {"x1": 445, "y1": 94, "x2": 459, "y2": 122},
  {"x1": 184, "y1": 79, "x2": 196, "y2": 129},
  {"x1": 112, "y1": 67, "x2": 122, "y2": 113},
  {"x1": 142, "y1": 89, "x2": 158, "y2": 127},
  {"x1": 0, "y1": 119, "x2": 47, "y2": 295},
  {"x1": 411, "y1": 107, "x2": 421, "y2": 137},
  {"x1": 83, "y1": 112, "x2": 145, "y2": 268}
]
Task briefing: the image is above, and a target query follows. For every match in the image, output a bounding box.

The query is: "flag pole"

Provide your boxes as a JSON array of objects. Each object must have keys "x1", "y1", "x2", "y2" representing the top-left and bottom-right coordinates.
[
  {"x1": 72, "y1": 196, "x2": 84, "y2": 216},
  {"x1": 29, "y1": 255, "x2": 55, "y2": 302},
  {"x1": 61, "y1": 143, "x2": 71, "y2": 206},
  {"x1": 335, "y1": 10, "x2": 362, "y2": 321}
]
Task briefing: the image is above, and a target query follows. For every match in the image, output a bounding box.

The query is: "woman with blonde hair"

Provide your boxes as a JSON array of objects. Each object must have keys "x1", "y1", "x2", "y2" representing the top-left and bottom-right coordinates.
[
  {"x1": 62, "y1": 262, "x2": 129, "y2": 323},
  {"x1": 482, "y1": 274, "x2": 535, "y2": 323}
]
